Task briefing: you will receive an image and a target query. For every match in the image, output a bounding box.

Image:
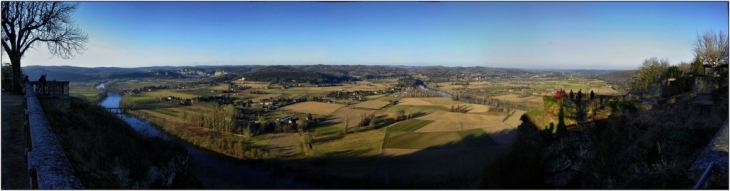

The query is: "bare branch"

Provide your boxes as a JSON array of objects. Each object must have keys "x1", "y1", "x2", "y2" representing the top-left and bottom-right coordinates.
[
  {"x1": 2, "y1": 1, "x2": 87, "y2": 93},
  {"x1": 694, "y1": 30, "x2": 729, "y2": 68},
  {"x1": 3, "y1": 2, "x2": 87, "y2": 59}
]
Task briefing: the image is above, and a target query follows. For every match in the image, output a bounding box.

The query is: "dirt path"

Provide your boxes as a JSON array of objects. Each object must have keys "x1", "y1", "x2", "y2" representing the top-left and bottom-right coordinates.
[{"x1": 2, "y1": 92, "x2": 29, "y2": 189}]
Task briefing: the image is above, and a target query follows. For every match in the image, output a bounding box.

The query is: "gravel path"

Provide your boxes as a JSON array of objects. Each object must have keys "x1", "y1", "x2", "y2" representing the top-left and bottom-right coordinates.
[{"x1": 1, "y1": 92, "x2": 29, "y2": 189}]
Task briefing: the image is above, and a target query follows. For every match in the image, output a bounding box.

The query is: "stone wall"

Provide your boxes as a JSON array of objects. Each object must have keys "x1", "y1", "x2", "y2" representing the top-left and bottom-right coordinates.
[
  {"x1": 689, "y1": 122, "x2": 728, "y2": 188},
  {"x1": 694, "y1": 77, "x2": 715, "y2": 94},
  {"x1": 24, "y1": 82, "x2": 83, "y2": 189}
]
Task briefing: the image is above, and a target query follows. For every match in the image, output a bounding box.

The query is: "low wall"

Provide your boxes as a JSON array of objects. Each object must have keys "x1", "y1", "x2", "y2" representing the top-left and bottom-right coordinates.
[
  {"x1": 690, "y1": 121, "x2": 729, "y2": 188},
  {"x1": 24, "y1": 82, "x2": 83, "y2": 189}
]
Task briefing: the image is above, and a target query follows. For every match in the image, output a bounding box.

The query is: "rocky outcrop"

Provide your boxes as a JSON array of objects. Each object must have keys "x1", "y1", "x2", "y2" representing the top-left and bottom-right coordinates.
[
  {"x1": 541, "y1": 125, "x2": 598, "y2": 188},
  {"x1": 112, "y1": 154, "x2": 189, "y2": 189}
]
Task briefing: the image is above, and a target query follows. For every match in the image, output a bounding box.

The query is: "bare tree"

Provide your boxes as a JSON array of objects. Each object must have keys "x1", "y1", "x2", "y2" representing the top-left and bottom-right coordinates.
[
  {"x1": 677, "y1": 62, "x2": 692, "y2": 75},
  {"x1": 2, "y1": 2, "x2": 88, "y2": 93},
  {"x1": 629, "y1": 57, "x2": 670, "y2": 94},
  {"x1": 694, "y1": 30, "x2": 729, "y2": 75}
]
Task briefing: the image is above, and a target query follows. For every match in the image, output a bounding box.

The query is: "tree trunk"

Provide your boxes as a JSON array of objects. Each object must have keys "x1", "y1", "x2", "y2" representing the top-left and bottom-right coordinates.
[{"x1": 10, "y1": 54, "x2": 22, "y2": 94}]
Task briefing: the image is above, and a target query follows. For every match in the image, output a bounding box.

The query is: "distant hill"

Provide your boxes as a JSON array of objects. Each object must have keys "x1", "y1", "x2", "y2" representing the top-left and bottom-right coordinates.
[
  {"x1": 594, "y1": 70, "x2": 635, "y2": 86},
  {"x1": 241, "y1": 65, "x2": 358, "y2": 84},
  {"x1": 23, "y1": 65, "x2": 198, "y2": 81},
  {"x1": 595, "y1": 70, "x2": 636, "y2": 87},
  {"x1": 23, "y1": 65, "x2": 104, "y2": 81}
]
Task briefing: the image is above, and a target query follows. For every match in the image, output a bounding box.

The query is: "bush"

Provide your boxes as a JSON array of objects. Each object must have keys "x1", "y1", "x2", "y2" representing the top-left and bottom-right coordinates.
[{"x1": 543, "y1": 95, "x2": 558, "y2": 105}]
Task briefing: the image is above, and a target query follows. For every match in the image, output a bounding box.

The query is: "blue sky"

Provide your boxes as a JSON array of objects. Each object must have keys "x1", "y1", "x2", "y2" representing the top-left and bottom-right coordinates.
[{"x1": 6, "y1": 2, "x2": 728, "y2": 69}]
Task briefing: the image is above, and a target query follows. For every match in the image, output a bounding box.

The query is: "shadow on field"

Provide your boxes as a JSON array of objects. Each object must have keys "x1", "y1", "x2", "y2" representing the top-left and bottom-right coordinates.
[
  {"x1": 313, "y1": 133, "x2": 344, "y2": 143},
  {"x1": 248, "y1": 120, "x2": 524, "y2": 189},
  {"x1": 316, "y1": 115, "x2": 340, "y2": 126}
]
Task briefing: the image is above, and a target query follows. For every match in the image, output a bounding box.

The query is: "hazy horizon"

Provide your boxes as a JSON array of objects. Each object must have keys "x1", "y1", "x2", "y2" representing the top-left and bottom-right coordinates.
[
  {"x1": 21, "y1": 64, "x2": 636, "y2": 71},
  {"x1": 3, "y1": 2, "x2": 728, "y2": 70}
]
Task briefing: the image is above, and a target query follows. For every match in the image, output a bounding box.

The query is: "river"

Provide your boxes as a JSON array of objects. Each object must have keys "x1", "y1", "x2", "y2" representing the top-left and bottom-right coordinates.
[
  {"x1": 418, "y1": 84, "x2": 453, "y2": 98},
  {"x1": 98, "y1": 90, "x2": 312, "y2": 189},
  {"x1": 94, "y1": 82, "x2": 105, "y2": 90}
]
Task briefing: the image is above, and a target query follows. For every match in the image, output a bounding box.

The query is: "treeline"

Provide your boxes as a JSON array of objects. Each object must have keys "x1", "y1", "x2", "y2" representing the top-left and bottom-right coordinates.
[
  {"x1": 129, "y1": 110, "x2": 276, "y2": 160},
  {"x1": 107, "y1": 71, "x2": 186, "y2": 79},
  {"x1": 193, "y1": 95, "x2": 238, "y2": 105},
  {"x1": 412, "y1": 66, "x2": 528, "y2": 83},
  {"x1": 180, "y1": 103, "x2": 239, "y2": 133},
  {"x1": 396, "y1": 77, "x2": 424, "y2": 87},
  {"x1": 325, "y1": 90, "x2": 379, "y2": 100},
  {"x1": 594, "y1": 70, "x2": 634, "y2": 87},
  {"x1": 241, "y1": 66, "x2": 357, "y2": 84},
  {"x1": 398, "y1": 88, "x2": 445, "y2": 98},
  {"x1": 293, "y1": 64, "x2": 411, "y2": 80}
]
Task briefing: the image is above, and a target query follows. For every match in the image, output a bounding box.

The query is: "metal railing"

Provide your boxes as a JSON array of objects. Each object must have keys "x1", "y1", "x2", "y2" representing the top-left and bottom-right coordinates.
[
  {"x1": 29, "y1": 81, "x2": 69, "y2": 98},
  {"x1": 24, "y1": 82, "x2": 83, "y2": 189},
  {"x1": 693, "y1": 162, "x2": 715, "y2": 189}
]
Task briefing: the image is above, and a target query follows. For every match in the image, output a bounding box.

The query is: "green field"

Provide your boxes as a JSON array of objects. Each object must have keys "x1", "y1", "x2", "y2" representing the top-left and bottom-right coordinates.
[
  {"x1": 313, "y1": 125, "x2": 343, "y2": 136},
  {"x1": 385, "y1": 129, "x2": 497, "y2": 149},
  {"x1": 149, "y1": 108, "x2": 179, "y2": 117},
  {"x1": 386, "y1": 119, "x2": 432, "y2": 132}
]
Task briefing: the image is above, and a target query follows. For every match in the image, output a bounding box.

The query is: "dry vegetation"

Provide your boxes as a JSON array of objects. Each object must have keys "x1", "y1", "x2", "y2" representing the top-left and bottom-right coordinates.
[
  {"x1": 251, "y1": 94, "x2": 282, "y2": 102},
  {"x1": 237, "y1": 80, "x2": 271, "y2": 89},
  {"x1": 264, "y1": 133, "x2": 301, "y2": 158},
  {"x1": 352, "y1": 100, "x2": 390, "y2": 109},
  {"x1": 491, "y1": 94, "x2": 544, "y2": 103},
  {"x1": 281, "y1": 102, "x2": 345, "y2": 116},
  {"x1": 143, "y1": 90, "x2": 199, "y2": 99},
  {"x1": 328, "y1": 107, "x2": 376, "y2": 127},
  {"x1": 421, "y1": 97, "x2": 491, "y2": 113},
  {"x1": 416, "y1": 111, "x2": 513, "y2": 132},
  {"x1": 397, "y1": 98, "x2": 439, "y2": 106}
]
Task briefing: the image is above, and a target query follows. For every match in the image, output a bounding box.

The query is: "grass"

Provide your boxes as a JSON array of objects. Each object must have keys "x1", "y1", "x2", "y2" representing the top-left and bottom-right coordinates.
[
  {"x1": 70, "y1": 93, "x2": 98, "y2": 102},
  {"x1": 457, "y1": 129, "x2": 498, "y2": 147},
  {"x1": 386, "y1": 119, "x2": 433, "y2": 132},
  {"x1": 249, "y1": 133, "x2": 274, "y2": 148},
  {"x1": 385, "y1": 129, "x2": 498, "y2": 149},
  {"x1": 313, "y1": 125, "x2": 342, "y2": 136},
  {"x1": 385, "y1": 131, "x2": 463, "y2": 149},
  {"x1": 351, "y1": 100, "x2": 390, "y2": 109},
  {"x1": 149, "y1": 108, "x2": 179, "y2": 117},
  {"x1": 310, "y1": 129, "x2": 385, "y2": 175},
  {"x1": 327, "y1": 107, "x2": 376, "y2": 127},
  {"x1": 379, "y1": 105, "x2": 448, "y2": 113},
  {"x1": 143, "y1": 90, "x2": 198, "y2": 99},
  {"x1": 281, "y1": 102, "x2": 345, "y2": 116}
]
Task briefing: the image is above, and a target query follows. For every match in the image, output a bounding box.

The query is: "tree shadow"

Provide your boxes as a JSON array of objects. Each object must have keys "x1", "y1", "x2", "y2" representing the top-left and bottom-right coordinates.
[
  {"x1": 557, "y1": 104, "x2": 567, "y2": 136},
  {"x1": 313, "y1": 133, "x2": 344, "y2": 144},
  {"x1": 313, "y1": 115, "x2": 340, "y2": 126}
]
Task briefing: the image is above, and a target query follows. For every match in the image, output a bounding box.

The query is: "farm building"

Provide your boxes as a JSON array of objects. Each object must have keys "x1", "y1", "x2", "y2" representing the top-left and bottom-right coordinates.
[{"x1": 277, "y1": 115, "x2": 299, "y2": 124}]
